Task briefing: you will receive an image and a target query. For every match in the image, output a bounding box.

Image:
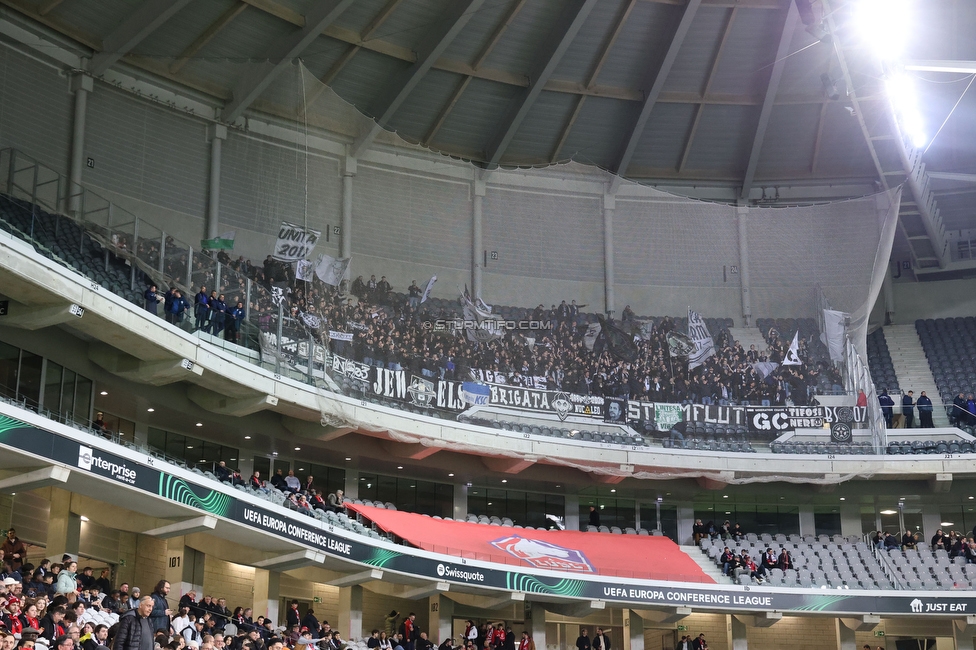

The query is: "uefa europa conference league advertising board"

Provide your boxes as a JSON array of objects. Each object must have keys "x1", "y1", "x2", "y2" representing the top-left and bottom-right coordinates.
[{"x1": 0, "y1": 410, "x2": 964, "y2": 617}]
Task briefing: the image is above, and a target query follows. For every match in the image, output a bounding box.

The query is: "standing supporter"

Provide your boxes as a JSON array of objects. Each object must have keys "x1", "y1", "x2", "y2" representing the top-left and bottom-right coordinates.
[
  {"x1": 115, "y1": 597, "x2": 154, "y2": 650},
  {"x1": 148, "y1": 581, "x2": 171, "y2": 634},
  {"x1": 1, "y1": 531, "x2": 26, "y2": 572}
]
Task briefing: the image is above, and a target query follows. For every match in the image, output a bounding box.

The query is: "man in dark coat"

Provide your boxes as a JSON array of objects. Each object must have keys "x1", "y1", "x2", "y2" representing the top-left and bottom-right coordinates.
[
  {"x1": 902, "y1": 391, "x2": 914, "y2": 428},
  {"x1": 115, "y1": 597, "x2": 155, "y2": 650}
]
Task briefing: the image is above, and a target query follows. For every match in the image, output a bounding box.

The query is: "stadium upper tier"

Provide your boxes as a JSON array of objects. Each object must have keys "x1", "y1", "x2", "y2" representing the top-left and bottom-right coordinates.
[{"x1": 3, "y1": 182, "x2": 976, "y2": 483}]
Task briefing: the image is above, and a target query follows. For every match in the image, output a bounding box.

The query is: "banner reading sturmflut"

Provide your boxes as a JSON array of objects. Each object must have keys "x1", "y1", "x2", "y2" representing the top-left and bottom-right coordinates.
[
  {"x1": 687, "y1": 308, "x2": 716, "y2": 370},
  {"x1": 273, "y1": 222, "x2": 321, "y2": 262}
]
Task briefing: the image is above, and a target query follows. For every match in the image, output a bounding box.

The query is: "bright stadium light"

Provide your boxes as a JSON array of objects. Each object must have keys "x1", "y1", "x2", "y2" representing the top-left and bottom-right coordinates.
[
  {"x1": 887, "y1": 72, "x2": 928, "y2": 147},
  {"x1": 854, "y1": 0, "x2": 911, "y2": 62}
]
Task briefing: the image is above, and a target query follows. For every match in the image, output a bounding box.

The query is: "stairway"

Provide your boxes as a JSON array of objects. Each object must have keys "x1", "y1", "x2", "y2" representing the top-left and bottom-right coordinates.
[
  {"x1": 727, "y1": 327, "x2": 769, "y2": 357},
  {"x1": 881, "y1": 324, "x2": 949, "y2": 427},
  {"x1": 680, "y1": 545, "x2": 733, "y2": 584}
]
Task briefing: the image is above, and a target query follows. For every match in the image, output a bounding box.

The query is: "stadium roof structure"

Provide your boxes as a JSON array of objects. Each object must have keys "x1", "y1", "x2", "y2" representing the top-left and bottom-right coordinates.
[{"x1": 2, "y1": 0, "x2": 975, "y2": 273}]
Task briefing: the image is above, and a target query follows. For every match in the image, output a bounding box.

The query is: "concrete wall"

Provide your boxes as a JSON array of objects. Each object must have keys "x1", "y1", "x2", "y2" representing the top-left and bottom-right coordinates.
[
  {"x1": 891, "y1": 277, "x2": 976, "y2": 323},
  {"x1": 203, "y1": 555, "x2": 256, "y2": 614}
]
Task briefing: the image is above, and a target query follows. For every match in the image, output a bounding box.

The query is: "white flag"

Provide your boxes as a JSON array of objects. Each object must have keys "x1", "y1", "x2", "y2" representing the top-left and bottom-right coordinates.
[
  {"x1": 273, "y1": 222, "x2": 321, "y2": 261},
  {"x1": 314, "y1": 254, "x2": 350, "y2": 286},
  {"x1": 421, "y1": 275, "x2": 437, "y2": 303},
  {"x1": 687, "y1": 307, "x2": 716, "y2": 370},
  {"x1": 295, "y1": 259, "x2": 314, "y2": 282},
  {"x1": 783, "y1": 331, "x2": 802, "y2": 366}
]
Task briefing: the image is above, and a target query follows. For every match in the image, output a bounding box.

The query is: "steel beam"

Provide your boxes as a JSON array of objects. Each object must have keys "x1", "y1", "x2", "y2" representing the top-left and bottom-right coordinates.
[
  {"x1": 170, "y1": 3, "x2": 247, "y2": 75},
  {"x1": 351, "y1": 0, "x2": 485, "y2": 157},
  {"x1": 254, "y1": 549, "x2": 327, "y2": 571},
  {"x1": 221, "y1": 0, "x2": 355, "y2": 123},
  {"x1": 610, "y1": 0, "x2": 701, "y2": 184},
  {"x1": 905, "y1": 60, "x2": 976, "y2": 74},
  {"x1": 740, "y1": 1, "x2": 799, "y2": 200},
  {"x1": 90, "y1": 0, "x2": 193, "y2": 76},
  {"x1": 328, "y1": 569, "x2": 384, "y2": 587},
  {"x1": 483, "y1": 0, "x2": 599, "y2": 168}
]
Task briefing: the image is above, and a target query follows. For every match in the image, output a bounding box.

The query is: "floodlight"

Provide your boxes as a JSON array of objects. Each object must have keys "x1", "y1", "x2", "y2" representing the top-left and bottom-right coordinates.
[{"x1": 854, "y1": 0, "x2": 911, "y2": 62}]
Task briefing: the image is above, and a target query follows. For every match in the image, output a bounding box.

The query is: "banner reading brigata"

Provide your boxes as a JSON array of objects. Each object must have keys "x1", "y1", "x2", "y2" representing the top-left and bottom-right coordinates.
[{"x1": 326, "y1": 355, "x2": 868, "y2": 432}]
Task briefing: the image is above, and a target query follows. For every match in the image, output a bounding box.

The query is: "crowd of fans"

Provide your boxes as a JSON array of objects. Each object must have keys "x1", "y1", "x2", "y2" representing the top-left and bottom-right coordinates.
[
  {"x1": 139, "y1": 247, "x2": 841, "y2": 409},
  {"x1": 213, "y1": 464, "x2": 345, "y2": 516},
  {"x1": 0, "y1": 530, "x2": 535, "y2": 650},
  {"x1": 874, "y1": 526, "x2": 976, "y2": 561}
]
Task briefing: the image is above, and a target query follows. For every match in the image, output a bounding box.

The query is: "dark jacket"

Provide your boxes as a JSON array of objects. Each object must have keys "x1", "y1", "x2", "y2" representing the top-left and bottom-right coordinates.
[
  {"x1": 149, "y1": 592, "x2": 170, "y2": 633},
  {"x1": 115, "y1": 611, "x2": 154, "y2": 650}
]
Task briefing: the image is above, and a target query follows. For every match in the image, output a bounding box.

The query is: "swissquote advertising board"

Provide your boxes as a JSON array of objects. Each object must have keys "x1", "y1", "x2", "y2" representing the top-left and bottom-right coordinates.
[{"x1": 0, "y1": 409, "x2": 967, "y2": 617}]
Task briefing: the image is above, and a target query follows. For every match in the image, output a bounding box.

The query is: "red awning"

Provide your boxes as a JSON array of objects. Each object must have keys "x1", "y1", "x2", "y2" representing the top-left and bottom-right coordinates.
[{"x1": 345, "y1": 504, "x2": 713, "y2": 583}]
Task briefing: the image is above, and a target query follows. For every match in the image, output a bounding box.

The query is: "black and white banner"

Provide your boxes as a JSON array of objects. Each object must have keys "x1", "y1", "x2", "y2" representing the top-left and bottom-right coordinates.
[
  {"x1": 329, "y1": 330, "x2": 353, "y2": 342},
  {"x1": 687, "y1": 308, "x2": 715, "y2": 370},
  {"x1": 332, "y1": 355, "x2": 371, "y2": 383},
  {"x1": 273, "y1": 222, "x2": 321, "y2": 262}
]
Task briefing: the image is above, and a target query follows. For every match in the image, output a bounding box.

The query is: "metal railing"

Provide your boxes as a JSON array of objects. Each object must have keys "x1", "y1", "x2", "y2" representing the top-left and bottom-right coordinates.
[{"x1": 0, "y1": 147, "x2": 336, "y2": 386}]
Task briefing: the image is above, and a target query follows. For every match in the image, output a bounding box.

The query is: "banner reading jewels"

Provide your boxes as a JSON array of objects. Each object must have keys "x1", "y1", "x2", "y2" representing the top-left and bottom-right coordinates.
[{"x1": 327, "y1": 356, "x2": 868, "y2": 431}]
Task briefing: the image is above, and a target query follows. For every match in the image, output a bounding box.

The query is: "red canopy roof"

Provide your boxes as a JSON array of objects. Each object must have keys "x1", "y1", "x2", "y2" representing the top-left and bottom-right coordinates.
[{"x1": 345, "y1": 503, "x2": 713, "y2": 583}]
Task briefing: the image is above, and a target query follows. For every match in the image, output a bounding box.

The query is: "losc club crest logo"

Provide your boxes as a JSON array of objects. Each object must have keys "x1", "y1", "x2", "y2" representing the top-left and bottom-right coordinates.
[{"x1": 490, "y1": 535, "x2": 594, "y2": 573}]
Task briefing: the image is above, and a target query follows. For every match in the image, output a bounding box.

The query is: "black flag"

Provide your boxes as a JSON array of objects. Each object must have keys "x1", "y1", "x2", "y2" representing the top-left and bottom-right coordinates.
[{"x1": 597, "y1": 316, "x2": 639, "y2": 364}]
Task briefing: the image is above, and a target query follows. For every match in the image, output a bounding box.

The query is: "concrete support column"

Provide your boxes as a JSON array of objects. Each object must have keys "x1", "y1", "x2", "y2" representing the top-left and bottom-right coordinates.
[
  {"x1": 339, "y1": 585, "x2": 364, "y2": 641},
  {"x1": 736, "y1": 206, "x2": 752, "y2": 327},
  {"x1": 565, "y1": 494, "x2": 580, "y2": 532},
  {"x1": 730, "y1": 615, "x2": 747, "y2": 650},
  {"x1": 164, "y1": 537, "x2": 192, "y2": 603},
  {"x1": 253, "y1": 568, "x2": 281, "y2": 624},
  {"x1": 953, "y1": 618, "x2": 976, "y2": 650},
  {"x1": 603, "y1": 193, "x2": 615, "y2": 317},
  {"x1": 472, "y1": 176, "x2": 486, "y2": 299},
  {"x1": 68, "y1": 73, "x2": 93, "y2": 216},
  {"x1": 428, "y1": 594, "x2": 453, "y2": 645},
  {"x1": 183, "y1": 545, "x2": 205, "y2": 596},
  {"x1": 46, "y1": 488, "x2": 80, "y2": 559},
  {"x1": 799, "y1": 507, "x2": 815, "y2": 536},
  {"x1": 341, "y1": 153, "x2": 356, "y2": 280},
  {"x1": 840, "y1": 504, "x2": 862, "y2": 538},
  {"x1": 344, "y1": 468, "x2": 359, "y2": 500},
  {"x1": 835, "y1": 620, "x2": 856, "y2": 650},
  {"x1": 206, "y1": 124, "x2": 227, "y2": 240},
  {"x1": 677, "y1": 505, "x2": 695, "y2": 545},
  {"x1": 453, "y1": 483, "x2": 468, "y2": 521},
  {"x1": 922, "y1": 511, "x2": 942, "y2": 549},
  {"x1": 527, "y1": 604, "x2": 547, "y2": 650},
  {"x1": 622, "y1": 610, "x2": 643, "y2": 650}
]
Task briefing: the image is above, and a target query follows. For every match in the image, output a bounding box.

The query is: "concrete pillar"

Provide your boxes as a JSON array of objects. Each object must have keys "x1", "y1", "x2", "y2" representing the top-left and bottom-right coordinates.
[
  {"x1": 184, "y1": 546, "x2": 205, "y2": 596},
  {"x1": 730, "y1": 615, "x2": 747, "y2": 650},
  {"x1": 836, "y1": 620, "x2": 857, "y2": 650},
  {"x1": 164, "y1": 537, "x2": 190, "y2": 603},
  {"x1": 677, "y1": 505, "x2": 695, "y2": 545},
  {"x1": 428, "y1": 594, "x2": 453, "y2": 645},
  {"x1": 46, "y1": 489, "x2": 80, "y2": 559},
  {"x1": 565, "y1": 494, "x2": 580, "y2": 532},
  {"x1": 953, "y1": 618, "x2": 976, "y2": 650},
  {"x1": 799, "y1": 507, "x2": 815, "y2": 536},
  {"x1": 344, "y1": 468, "x2": 359, "y2": 500},
  {"x1": 922, "y1": 510, "x2": 942, "y2": 549},
  {"x1": 603, "y1": 193, "x2": 615, "y2": 317},
  {"x1": 253, "y1": 568, "x2": 281, "y2": 624},
  {"x1": 736, "y1": 206, "x2": 752, "y2": 327},
  {"x1": 527, "y1": 604, "x2": 547, "y2": 650},
  {"x1": 622, "y1": 610, "x2": 643, "y2": 650},
  {"x1": 206, "y1": 124, "x2": 227, "y2": 240},
  {"x1": 68, "y1": 72, "x2": 93, "y2": 216},
  {"x1": 473, "y1": 175, "x2": 485, "y2": 299},
  {"x1": 840, "y1": 504, "x2": 862, "y2": 538},
  {"x1": 339, "y1": 585, "x2": 364, "y2": 641},
  {"x1": 453, "y1": 483, "x2": 468, "y2": 521},
  {"x1": 341, "y1": 153, "x2": 356, "y2": 280}
]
